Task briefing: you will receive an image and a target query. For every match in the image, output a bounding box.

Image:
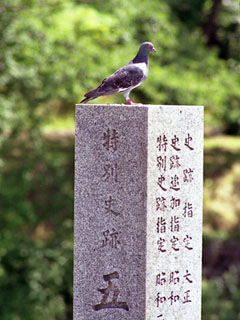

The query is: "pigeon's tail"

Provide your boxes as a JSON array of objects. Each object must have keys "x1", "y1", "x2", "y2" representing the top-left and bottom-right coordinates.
[
  {"x1": 80, "y1": 88, "x2": 100, "y2": 104},
  {"x1": 80, "y1": 96, "x2": 95, "y2": 104}
]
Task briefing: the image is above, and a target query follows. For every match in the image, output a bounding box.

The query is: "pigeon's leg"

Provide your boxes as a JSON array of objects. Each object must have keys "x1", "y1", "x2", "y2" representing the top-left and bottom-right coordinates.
[{"x1": 123, "y1": 91, "x2": 142, "y2": 105}]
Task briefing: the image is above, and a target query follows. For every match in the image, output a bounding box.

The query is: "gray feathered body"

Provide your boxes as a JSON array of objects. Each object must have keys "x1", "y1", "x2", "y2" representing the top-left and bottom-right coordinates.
[
  {"x1": 81, "y1": 41, "x2": 155, "y2": 104},
  {"x1": 81, "y1": 63, "x2": 147, "y2": 103}
]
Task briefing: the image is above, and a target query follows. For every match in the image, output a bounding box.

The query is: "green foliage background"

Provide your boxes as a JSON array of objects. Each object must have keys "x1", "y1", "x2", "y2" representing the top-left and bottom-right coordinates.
[{"x1": 0, "y1": 0, "x2": 239, "y2": 319}]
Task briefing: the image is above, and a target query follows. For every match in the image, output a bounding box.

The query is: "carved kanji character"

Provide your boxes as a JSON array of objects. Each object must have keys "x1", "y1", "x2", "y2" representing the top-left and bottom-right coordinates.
[
  {"x1": 101, "y1": 229, "x2": 120, "y2": 249},
  {"x1": 183, "y1": 290, "x2": 192, "y2": 304},
  {"x1": 157, "y1": 135, "x2": 168, "y2": 152},
  {"x1": 103, "y1": 129, "x2": 119, "y2": 151},
  {"x1": 170, "y1": 216, "x2": 180, "y2": 232},
  {"x1": 170, "y1": 236, "x2": 180, "y2": 251},
  {"x1": 156, "y1": 197, "x2": 167, "y2": 211},
  {"x1": 183, "y1": 168, "x2": 194, "y2": 183},
  {"x1": 169, "y1": 271, "x2": 180, "y2": 285},
  {"x1": 105, "y1": 196, "x2": 120, "y2": 216},
  {"x1": 170, "y1": 196, "x2": 181, "y2": 210},
  {"x1": 157, "y1": 175, "x2": 167, "y2": 191},
  {"x1": 157, "y1": 156, "x2": 167, "y2": 171},
  {"x1": 157, "y1": 217, "x2": 167, "y2": 233},
  {"x1": 157, "y1": 238, "x2": 167, "y2": 252},
  {"x1": 184, "y1": 133, "x2": 194, "y2": 150},
  {"x1": 102, "y1": 163, "x2": 118, "y2": 182},
  {"x1": 93, "y1": 272, "x2": 129, "y2": 311},
  {"x1": 170, "y1": 155, "x2": 181, "y2": 169},
  {"x1": 184, "y1": 235, "x2": 193, "y2": 250},
  {"x1": 170, "y1": 175, "x2": 180, "y2": 191},
  {"x1": 155, "y1": 293, "x2": 166, "y2": 307},
  {"x1": 156, "y1": 272, "x2": 166, "y2": 286},
  {"x1": 171, "y1": 135, "x2": 181, "y2": 151},
  {"x1": 184, "y1": 270, "x2": 193, "y2": 283},
  {"x1": 183, "y1": 202, "x2": 193, "y2": 218},
  {"x1": 168, "y1": 291, "x2": 180, "y2": 305}
]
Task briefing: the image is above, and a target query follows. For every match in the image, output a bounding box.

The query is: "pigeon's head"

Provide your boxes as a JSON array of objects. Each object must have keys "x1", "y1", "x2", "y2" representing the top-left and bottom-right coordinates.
[
  {"x1": 140, "y1": 42, "x2": 156, "y2": 53},
  {"x1": 132, "y1": 42, "x2": 156, "y2": 64}
]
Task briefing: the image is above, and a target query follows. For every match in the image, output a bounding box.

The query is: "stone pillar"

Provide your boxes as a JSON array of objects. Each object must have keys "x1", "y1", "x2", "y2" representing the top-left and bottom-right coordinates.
[{"x1": 74, "y1": 104, "x2": 204, "y2": 320}]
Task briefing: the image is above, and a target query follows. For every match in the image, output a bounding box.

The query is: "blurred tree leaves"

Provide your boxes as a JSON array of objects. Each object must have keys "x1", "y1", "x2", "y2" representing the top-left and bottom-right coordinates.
[
  {"x1": 0, "y1": 0, "x2": 239, "y2": 134},
  {"x1": 202, "y1": 266, "x2": 240, "y2": 320},
  {"x1": 0, "y1": 133, "x2": 74, "y2": 319}
]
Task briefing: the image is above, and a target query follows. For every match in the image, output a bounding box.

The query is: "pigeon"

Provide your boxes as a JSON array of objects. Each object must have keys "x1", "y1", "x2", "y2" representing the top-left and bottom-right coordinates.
[{"x1": 81, "y1": 42, "x2": 156, "y2": 105}]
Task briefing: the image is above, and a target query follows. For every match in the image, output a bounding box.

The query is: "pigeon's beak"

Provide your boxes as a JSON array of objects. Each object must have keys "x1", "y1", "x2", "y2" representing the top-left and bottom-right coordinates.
[{"x1": 152, "y1": 47, "x2": 157, "y2": 53}]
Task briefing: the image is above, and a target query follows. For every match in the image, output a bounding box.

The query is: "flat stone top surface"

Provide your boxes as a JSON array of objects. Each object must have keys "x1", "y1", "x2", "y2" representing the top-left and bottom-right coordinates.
[
  {"x1": 76, "y1": 104, "x2": 203, "y2": 108},
  {"x1": 74, "y1": 104, "x2": 204, "y2": 320}
]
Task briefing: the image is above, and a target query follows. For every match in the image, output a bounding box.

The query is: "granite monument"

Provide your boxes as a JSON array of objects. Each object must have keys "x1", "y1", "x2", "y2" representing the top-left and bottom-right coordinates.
[{"x1": 74, "y1": 104, "x2": 204, "y2": 320}]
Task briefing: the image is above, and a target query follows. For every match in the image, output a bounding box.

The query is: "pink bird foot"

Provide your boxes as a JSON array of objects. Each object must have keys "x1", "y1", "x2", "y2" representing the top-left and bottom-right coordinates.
[{"x1": 125, "y1": 99, "x2": 142, "y2": 105}]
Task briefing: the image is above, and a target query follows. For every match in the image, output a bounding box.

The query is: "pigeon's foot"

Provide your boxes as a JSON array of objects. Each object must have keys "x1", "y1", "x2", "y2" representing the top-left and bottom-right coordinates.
[{"x1": 125, "y1": 99, "x2": 142, "y2": 105}]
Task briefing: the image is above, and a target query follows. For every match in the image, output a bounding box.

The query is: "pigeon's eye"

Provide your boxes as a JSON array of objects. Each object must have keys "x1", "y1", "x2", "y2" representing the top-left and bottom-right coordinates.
[{"x1": 147, "y1": 44, "x2": 151, "y2": 48}]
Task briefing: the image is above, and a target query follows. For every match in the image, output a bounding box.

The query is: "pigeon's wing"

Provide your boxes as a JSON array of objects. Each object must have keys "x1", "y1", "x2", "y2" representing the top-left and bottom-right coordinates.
[
  {"x1": 99, "y1": 64, "x2": 144, "y2": 94},
  {"x1": 83, "y1": 65, "x2": 144, "y2": 100}
]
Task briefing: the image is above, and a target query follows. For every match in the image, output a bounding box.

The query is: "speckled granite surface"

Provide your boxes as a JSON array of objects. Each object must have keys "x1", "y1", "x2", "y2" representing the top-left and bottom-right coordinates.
[{"x1": 74, "y1": 105, "x2": 204, "y2": 320}]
